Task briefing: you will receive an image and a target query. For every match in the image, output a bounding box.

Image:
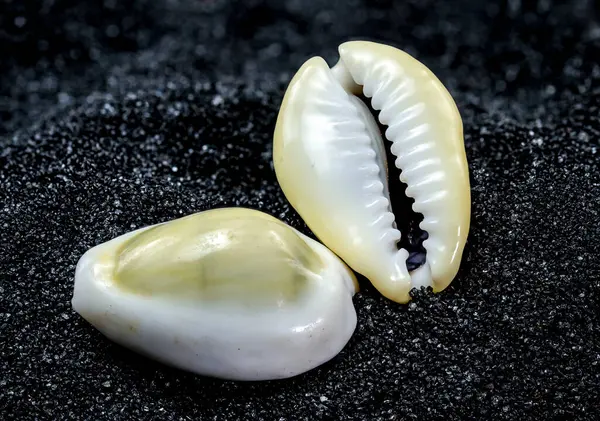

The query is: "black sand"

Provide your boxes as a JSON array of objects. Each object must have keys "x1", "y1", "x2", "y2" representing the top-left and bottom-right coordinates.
[{"x1": 1, "y1": 1, "x2": 599, "y2": 419}]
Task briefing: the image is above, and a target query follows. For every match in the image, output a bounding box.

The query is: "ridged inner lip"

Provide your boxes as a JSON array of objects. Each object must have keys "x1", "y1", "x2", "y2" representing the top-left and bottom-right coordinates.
[
  {"x1": 363, "y1": 94, "x2": 429, "y2": 272},
  {"x1": 332, "y1": 60, "x2": 431, "y2": 286}
]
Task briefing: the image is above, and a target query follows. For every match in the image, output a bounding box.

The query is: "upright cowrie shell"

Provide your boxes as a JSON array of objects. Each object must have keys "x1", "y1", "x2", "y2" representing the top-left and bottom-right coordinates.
[
  {"x1": 274, "y1": 40, "x2": 471, "y2": 303},
  {"x1": 72, "y1": 208, "x2": 358, "y2": 380}
]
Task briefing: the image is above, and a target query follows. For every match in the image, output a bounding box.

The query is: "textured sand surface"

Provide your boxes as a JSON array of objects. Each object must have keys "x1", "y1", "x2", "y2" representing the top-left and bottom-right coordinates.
[{"x1": 1, "y1": 1, "x2": 599, "y2": 419}]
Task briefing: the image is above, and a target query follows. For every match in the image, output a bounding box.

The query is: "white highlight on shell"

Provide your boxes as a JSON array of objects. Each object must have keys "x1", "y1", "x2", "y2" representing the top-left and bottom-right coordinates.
[
  {"x1": 274, "y1": 41, "x2": 471, "y2": 303},
  {"x1": 72, "y1": 208, "x2": 358, "y2": 381}
]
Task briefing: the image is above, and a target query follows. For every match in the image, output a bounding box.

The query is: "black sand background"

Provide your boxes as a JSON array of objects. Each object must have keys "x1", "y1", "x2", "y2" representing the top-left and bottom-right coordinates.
[{"x1": 1, "y1": 1, "x2": 599, "y2": 419}]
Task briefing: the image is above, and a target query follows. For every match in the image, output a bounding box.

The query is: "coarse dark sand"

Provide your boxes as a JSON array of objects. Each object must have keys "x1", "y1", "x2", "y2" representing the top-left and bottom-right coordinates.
[{"x1": 1, "y1": 1, "x2": 599, "y2": 419}]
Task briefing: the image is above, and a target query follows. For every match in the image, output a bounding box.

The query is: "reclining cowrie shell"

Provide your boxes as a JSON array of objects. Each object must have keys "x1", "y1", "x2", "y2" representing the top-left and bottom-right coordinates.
[
  {"x1": 274, "y1": 40, "x2": 471, "y2": 303},
  {"x1": 72, "y1": 208, "x2": 358, "y2": 381}
]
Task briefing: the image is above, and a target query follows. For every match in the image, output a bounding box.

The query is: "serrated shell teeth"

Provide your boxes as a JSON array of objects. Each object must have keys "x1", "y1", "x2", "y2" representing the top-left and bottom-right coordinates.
[{"x1": 274, "y1": 41, "x2": 471, "y2": 303}]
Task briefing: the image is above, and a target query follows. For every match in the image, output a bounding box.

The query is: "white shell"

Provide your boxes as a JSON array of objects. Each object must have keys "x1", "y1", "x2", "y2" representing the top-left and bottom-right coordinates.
[
  {"x1": 274, "y1": 41, "x2": 471, "y2": 303},
  {"x1": 72, "y1": 208, "x2": 357, "y2": 381}
]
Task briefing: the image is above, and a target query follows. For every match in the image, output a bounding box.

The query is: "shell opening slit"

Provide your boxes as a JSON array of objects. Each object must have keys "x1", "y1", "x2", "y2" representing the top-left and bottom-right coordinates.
[
  {"x1": 355, "y1": 93, "x2": 429, "y2": 274},
  {"x1": 331, "y1": 62, "x2": 434, "y2": 289}
]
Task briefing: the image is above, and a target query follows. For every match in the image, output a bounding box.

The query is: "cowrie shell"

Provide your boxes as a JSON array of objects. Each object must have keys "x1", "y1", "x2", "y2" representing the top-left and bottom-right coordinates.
[
  {"x1": 72, "y1": 208, "x2": 357, "y2": 380},
  {"x1": 274, "y1": 41, "x2": 471, "y2": 303}
]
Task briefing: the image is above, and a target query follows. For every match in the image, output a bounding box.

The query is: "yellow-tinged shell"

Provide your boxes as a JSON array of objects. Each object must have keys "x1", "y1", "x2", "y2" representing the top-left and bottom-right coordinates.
[
  {"x1": 72, "y1": 207, "x2": 358, "y2": 381},
  {"x1": 274, "y1": 40, "x2": 471, "y2": 303},
  {"x1": 112, "y1": 208, "x2": 331, "y2": 307}
]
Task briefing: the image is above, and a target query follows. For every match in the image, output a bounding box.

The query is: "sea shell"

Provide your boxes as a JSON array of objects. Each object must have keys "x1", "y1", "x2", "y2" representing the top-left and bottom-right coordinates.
[
  {"x1": 72, "y1": 208, "x2": 358, "y2": 380},
  {"x1": 274, "y1": 40, "x2": 471, "y2": 303}
]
